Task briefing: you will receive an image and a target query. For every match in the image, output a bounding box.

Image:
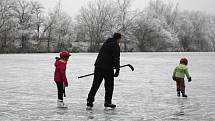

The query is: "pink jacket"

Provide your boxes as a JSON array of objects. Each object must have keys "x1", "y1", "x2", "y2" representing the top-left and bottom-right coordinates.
[{"x1": 54, "y1": 59, "x2": 68, "y2": 86}]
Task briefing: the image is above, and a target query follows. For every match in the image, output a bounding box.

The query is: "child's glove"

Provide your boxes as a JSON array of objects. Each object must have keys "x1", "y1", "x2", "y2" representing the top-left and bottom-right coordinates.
[
  {"x1": 172, "y1": 76, "x2": 176, "y2": 81},
  {"x1": 64, "y1": 82, "x2": 68, "y2": 87},
  {"x1": 188, "y1": 77, "x2": 192, "y2": 82}
]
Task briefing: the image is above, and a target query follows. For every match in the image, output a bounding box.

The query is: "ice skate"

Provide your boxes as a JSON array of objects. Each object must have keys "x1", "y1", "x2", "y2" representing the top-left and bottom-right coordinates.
[
  {"x1": 57, "y1": 99, "x2": 68, "y2": 108},
  {"x1": 181, "y1": 92, "x2": 188, "y2": 98},
  {"x1": 177, "y1": 91, "x2": 180, "y2": 97},
  {"x1": 104, "y1": 103, "x2": 116, "y2": 110},
  {"x1": 182, "y1": 93, "x2": 188, "y2": 98},
  {"x1": 86, "y1": 101, "x2": 93, "y2": 110}
]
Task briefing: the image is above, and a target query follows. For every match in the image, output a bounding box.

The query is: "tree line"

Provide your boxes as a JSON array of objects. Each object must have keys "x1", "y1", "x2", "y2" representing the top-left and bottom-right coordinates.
[{"x1": 0, "y1": 0, "x2": 215, "y2": 53}]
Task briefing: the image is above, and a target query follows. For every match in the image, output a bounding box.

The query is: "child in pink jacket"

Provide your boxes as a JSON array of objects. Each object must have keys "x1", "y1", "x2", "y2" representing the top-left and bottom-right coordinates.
[{"x1": 54, "y1": 51, "x2": 71, "y2": 108}]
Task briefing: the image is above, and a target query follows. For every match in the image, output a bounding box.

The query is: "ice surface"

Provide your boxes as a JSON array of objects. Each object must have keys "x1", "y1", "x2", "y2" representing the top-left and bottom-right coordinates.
[{"x1": 0, "y1": 52, "x2": 215, "y2": 121}]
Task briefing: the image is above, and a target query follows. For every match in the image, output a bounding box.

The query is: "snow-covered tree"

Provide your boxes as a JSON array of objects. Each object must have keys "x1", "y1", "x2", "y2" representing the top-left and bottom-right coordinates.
[
  {"x1": 176, "y1": 11, "x2": 215, "y2": 51},
  {"x1": 132, "y1": 12, "x2": 179, "y2": 52}
]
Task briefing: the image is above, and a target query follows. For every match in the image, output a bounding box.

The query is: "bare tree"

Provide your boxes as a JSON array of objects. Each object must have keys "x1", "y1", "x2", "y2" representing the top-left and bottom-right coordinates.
[
  {"x1": 132, "y1": 15, "x2": 155, "y2": 51},
  {"x1": 0, "y1": 0, "x2": 16, "y2": 53},
  {"x1": 116, "y1": 0, "x2": 132, "y2": 52},
  {"x1": 39, "y1": 0, "x2": 62, "y2": 52},
  {"x1": 54, "y1": 12, "x2": 74, "y2": 52},
  {"x1": 12, "y1": 0, "x2": 34, "y2": 52},
  {"x1": 78, "y1": 0, "x2": 118, "y2": 52},
  {"x1": 45, "y1": 1, "x2": 74, "y2": 52},
  {"x1": 41, "y1": 11, "x2": 59, "y2": 52},
  {"x1": 43, "y1": 3, "x2": 60, "y2": 52},
  {"x1": 209, "y1": 16, "x2": 215, "y2": 51},
  {"x1": 30, "y1": 1, "x2": 44, "y2": 45},
  {"x1": 0, "y1": 0, "x2": 13, "y2": 33}
]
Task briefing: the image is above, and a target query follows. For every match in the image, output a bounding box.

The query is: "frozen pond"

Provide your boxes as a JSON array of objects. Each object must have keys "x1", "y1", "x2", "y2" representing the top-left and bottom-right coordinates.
[{"x1": 0, "y1": 52, "x2": 215, "y2": 121}]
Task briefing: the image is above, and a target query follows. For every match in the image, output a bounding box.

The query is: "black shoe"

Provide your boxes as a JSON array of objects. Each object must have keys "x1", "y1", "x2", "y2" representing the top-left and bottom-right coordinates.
[
  {"x1": 177, "y1": 91, "x2": 180, "y2": 97},
  {"x1": 104, "y1": 103, "x2": 116, "y2": 108}
]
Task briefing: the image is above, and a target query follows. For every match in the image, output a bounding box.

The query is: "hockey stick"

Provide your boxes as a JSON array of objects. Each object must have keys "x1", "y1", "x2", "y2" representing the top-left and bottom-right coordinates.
[
  {"x1": 78, "y1": 64, "x2": 134, "y2": 79},
  {"x1": 63, "y1": 84, "x2": 66, "y2": 97}
]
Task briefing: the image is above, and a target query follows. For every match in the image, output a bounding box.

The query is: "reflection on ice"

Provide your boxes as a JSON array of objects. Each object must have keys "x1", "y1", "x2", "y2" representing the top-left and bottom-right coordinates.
[{"x1": 176, "y1": 98, "x2": 186, "y2": 116}]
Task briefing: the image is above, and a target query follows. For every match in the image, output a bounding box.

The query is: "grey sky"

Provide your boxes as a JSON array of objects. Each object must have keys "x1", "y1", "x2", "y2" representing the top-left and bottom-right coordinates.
[{"x1": 28, "y1": 0, "x2": 215, "y2": 16}]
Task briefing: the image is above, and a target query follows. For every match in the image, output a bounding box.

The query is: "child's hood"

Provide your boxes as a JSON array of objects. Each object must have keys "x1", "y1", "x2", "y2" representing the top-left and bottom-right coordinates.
[
  {"x1": 177, "y1": 64, "x2": 187, "y2": 69},
  {"x1": 55, "y1": 59, "x2": 67, "y2": 67}
]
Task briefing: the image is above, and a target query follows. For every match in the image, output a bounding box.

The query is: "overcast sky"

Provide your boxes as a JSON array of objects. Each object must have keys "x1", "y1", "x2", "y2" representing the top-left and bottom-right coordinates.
[{"x1": 28, "y1": 0, "x2": 215, "y2": 16}]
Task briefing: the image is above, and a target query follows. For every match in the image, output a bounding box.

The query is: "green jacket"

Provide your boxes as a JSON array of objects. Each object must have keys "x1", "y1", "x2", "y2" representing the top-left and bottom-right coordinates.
[{"x1": 173, "y1": 64, "x2": 191, "y2": 79}]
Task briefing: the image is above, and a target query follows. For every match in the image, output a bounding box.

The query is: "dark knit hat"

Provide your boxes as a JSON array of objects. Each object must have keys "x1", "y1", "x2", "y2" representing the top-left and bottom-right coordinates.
[{"x1": 113, "y1": 33, "x2": 122, "y2": 40}]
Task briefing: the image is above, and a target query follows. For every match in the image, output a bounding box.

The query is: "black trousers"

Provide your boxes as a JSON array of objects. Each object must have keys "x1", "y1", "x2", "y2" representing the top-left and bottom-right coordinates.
[
  {"x1": 55, "y1": 81, "x2": 65, "y2": 100},
  {"x1": 87, "y1": 67, "x2": 114, "y2": 104}
]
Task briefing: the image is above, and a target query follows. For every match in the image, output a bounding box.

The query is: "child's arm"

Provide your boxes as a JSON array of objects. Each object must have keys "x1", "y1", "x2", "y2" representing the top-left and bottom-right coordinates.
[
  {"x1": 185, "y1": 68, "x2": 190, "y2": 78},
  {"x1": 60, "y1": 64, "x2": 68, "y2": 86},
  {"x1": 172, "y1": 68, "x2": 176, "y2": 80},
  {"x1": 185, "y1": 68, "x2": 192, "y2": 82}
]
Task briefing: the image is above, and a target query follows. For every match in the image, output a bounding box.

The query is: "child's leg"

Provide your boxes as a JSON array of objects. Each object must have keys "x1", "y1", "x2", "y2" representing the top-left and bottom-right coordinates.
[
  {"x1": 176, "y1": 79, "x2": 181, "y2": 97},
  {"x1": 56, "y1": 82, "x2": 64, "y2": 101},
  {"x1": 180, "y1": 79, "x2": 187, "y2": 97},
  {"x1": 55, "y1": 82, "x2": 68, "y2": 108},
  {"x1": 180, "y1": 79, "x2": 185, "y2": 93},
  {"x1": 176, "y1": 79, "x2": 181, "y2": 92}
]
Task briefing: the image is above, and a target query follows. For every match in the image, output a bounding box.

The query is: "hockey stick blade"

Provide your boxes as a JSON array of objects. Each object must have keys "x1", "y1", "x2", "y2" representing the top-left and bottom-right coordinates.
[{"x1": 119, "y1": 64, "x2": 134, "y2": 71}]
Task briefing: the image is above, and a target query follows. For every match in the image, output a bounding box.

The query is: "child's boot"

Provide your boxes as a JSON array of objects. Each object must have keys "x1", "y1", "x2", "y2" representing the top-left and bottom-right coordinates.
[
  {"x1": 181, "y1": 91, "x2": 188, "y2": 97},
  {"x1": 177, "y1": 91, "x2": 180, "y2": 97},
  {"x1": 57, "y1": 99, "x2": 67, "y2": 108}
]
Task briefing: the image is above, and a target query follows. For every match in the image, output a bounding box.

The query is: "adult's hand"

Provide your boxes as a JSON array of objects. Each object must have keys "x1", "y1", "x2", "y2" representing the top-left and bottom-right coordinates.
[{"x1": 114, "y1": 69, "x2": 120, "y2": 77}]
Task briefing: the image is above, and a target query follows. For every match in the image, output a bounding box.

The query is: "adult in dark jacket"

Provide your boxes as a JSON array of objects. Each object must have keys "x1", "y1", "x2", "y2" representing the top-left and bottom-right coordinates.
[{"x1": 87, "y1": 33, "x2": 121, "y2": 109}]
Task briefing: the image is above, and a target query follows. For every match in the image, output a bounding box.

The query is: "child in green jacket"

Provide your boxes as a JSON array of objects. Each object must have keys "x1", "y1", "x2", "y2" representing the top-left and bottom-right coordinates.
[{"x1": 173, "y1": 58, "x2": 192, "y2": 97}]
